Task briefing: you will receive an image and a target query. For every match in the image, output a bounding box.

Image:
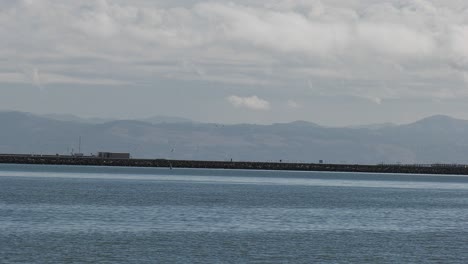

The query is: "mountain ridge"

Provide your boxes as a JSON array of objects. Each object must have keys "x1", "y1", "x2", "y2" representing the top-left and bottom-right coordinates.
[{"x1": 4, "y1": 110, "x2": 464, "y2": 128}]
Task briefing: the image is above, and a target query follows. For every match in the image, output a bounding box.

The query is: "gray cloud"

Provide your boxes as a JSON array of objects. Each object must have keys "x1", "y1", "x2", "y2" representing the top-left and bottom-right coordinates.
[
  {"x1": 227, "y1": 95, "x2": 270, "y2": 110},
  {"x1": 1, "y1": 0, "x2": 468, "y2": 124}
]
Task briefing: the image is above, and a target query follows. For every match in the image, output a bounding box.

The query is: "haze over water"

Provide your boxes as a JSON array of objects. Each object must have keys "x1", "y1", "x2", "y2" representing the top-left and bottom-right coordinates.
[{"x1": 1, "y1": 165, "x2": 468, "y2": 263}]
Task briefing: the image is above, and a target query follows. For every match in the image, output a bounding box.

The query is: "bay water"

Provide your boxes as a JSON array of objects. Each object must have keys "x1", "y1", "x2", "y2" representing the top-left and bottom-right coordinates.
[{"x1": 1, "y1": 164, "x2": 468, "y2": 263}]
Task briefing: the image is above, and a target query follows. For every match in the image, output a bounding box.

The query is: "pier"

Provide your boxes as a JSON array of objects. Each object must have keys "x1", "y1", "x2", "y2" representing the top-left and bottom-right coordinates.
[{"x1": 1, "y1": 154, "x2": 468, "y2": 175}]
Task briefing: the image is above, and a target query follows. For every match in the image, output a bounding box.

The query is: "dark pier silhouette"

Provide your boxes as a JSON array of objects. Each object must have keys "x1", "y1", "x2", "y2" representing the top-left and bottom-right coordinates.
[{"x1": 1, "y1": 154, "x2": 468, "y2": 175}]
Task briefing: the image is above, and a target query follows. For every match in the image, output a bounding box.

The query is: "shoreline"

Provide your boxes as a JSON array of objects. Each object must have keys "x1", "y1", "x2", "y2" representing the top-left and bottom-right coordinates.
[{"x1": 1, "y1": 155, "x2": 468, "y2": 175}]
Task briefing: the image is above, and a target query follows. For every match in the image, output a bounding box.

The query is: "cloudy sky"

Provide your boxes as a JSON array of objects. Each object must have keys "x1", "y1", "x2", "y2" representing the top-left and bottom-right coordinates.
[{"x1": 2, "y1": 0, "x2": 468, "y2": 126}]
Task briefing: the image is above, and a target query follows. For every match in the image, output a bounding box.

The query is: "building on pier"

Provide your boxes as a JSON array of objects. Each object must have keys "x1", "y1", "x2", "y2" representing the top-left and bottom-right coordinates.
[{"x1": 97, "y1": 152, "x2": 130, "y2": 159}]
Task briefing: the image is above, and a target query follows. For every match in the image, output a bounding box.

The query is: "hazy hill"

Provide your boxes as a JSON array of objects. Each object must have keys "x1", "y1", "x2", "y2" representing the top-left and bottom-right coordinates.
[
  {"x1": 139, "y1": 115, "x2": 193, "y2": 124},
  {"x1": 1, "y1": 111, "x2": 468, "y2": 164},
  {"x1": 42, "y1": 113, "x2": 114, "y2": 124}
]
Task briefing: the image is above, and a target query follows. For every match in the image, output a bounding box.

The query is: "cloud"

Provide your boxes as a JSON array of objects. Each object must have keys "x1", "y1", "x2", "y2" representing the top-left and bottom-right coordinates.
[
  {"x1": 195, "y1": 3, "x2": 351, "y2": 56},
  {"x1": 31, "y1": 68, "x2": 44, "y2": 89},
  {"x1": 365, "y1": 96, "x2": 383, "y2": 105},
  {"x1": 227, "y1": 95, "x2": 270, "y2": 110},
  {"x1": 356, "y1": 23, "x2": 435, "y2": 56},
  {"x1": 451, "y1": 25, "x2": 468, "y2": 58},
  {"x1": 9, "y1": 68, "x2": 127, "y2": 87},
  {"x1": 287, "y1": 99, "x2": 302, "y2": 109},
  {"x1": 1, "y1": 0, "x2": 468, "y2": 102}
]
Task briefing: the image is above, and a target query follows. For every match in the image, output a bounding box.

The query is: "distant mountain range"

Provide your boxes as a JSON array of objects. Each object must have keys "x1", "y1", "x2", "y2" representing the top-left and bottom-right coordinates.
[{"x1": 1, "y1": 111, "x2": 468, "y2": 164}]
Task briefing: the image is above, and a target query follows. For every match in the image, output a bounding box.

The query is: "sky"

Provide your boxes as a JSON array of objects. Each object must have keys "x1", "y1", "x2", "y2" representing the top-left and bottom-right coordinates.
[{"x1": 2, "y1": 0, "x2": 468, "y2": 126}]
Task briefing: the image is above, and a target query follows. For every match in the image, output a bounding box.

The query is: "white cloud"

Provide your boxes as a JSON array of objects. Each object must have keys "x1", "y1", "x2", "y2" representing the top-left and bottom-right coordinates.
[
  {"x1": 451, "y1": 26, "x2": 468, "y2": 58},
  {"x1": 195, "y1": 3, "x2": 351, "y2": 56},
  {"x1": 227, "y1": 95, "x2": 271, "y2": 110},
  {"x1": 356, "y1": 23, "x2": 435, "y2": 56},
  {"x1": 5, "y1": 69, "x2": 127, "y2": 86},
  {"x1": 32, "y1": 68, "x2": 44, "y2": 88},
  {"x1": 287, "y1": 99, "x2": 302, "y2": 109},
  {"x1": 366, "y1": 96, "x2": 383, "y2": 105}
]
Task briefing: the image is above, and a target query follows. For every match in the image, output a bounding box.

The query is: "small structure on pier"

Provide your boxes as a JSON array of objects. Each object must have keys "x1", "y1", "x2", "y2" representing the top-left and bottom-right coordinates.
[{"x1": 97, "y1": 152, "x2": 130, "y2": 159}]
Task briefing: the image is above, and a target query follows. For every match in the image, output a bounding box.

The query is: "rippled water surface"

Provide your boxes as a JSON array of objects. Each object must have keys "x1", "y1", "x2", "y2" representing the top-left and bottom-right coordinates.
[{"x1": 1, "y1": 164, "x2": 468, "y2": 263}]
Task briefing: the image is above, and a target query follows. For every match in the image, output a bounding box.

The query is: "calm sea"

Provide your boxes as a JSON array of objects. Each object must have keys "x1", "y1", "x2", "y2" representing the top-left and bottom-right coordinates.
[{"x1": 1, "y1": 164, "x2": 468, "y2": 263}]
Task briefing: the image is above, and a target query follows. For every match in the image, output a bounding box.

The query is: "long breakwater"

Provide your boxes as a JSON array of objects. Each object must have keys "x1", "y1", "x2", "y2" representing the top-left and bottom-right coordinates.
[{"x1": 1, "y1": 154, "x2": 468, "y2": 175}]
